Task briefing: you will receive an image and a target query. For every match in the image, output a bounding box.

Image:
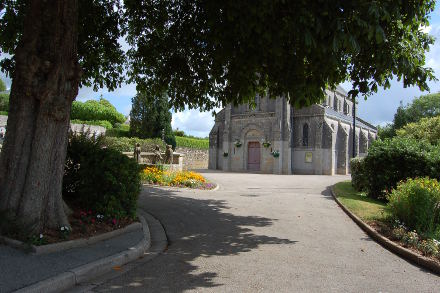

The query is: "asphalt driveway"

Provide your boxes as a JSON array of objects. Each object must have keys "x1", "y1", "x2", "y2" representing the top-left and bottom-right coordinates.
[{"x1": 90, "y1": 171, "x2": 440, "y2": 292}]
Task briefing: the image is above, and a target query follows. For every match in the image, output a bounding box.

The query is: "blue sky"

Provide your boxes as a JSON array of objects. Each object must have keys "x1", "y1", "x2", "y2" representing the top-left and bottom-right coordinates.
[{"x1": 2, "y1": 5, "x2": 440, "y2": 137}]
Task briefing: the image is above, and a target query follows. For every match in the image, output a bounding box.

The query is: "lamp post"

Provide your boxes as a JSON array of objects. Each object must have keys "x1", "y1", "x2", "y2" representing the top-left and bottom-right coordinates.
[{"x1": 352, "y1": 96, "x2": 356, "y2": 158}]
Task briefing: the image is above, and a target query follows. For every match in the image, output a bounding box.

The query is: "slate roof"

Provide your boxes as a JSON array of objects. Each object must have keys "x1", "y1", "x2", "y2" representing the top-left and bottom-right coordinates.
[{"x1": 324, "y1": 107, "x2": 377, "y2": 131}]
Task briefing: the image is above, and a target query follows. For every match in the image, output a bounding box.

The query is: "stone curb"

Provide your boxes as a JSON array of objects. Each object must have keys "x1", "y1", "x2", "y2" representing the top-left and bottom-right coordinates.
[
  {"x1": 0, "y1": 222, "x2": 142, "y2": 255},
  {"x1": 14, "y1": 209, "x2": 154, "y2": 293},
  {"x1": 330, "y1": 186, "x2": 440, "y2": 276}
]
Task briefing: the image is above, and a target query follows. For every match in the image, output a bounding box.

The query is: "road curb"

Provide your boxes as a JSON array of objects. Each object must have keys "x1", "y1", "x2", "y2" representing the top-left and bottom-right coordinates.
[
  {"x1": 15, "y1": 209, "x2": 155, "y2": 293},
  {"x1": 330, "y1": 186, "x2": 440, "y2": 276}
]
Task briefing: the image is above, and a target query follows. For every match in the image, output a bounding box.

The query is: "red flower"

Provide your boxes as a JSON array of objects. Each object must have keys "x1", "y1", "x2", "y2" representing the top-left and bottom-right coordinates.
[
  {"x1": 88, "y1": 210, "x2": 92, "y2": 215},
  {"x1": 91, "y1": 218, "x2": 95, "y2": 223},
  {"x1": 112, "y1": 219, "x2": 117, "y2": 225}
]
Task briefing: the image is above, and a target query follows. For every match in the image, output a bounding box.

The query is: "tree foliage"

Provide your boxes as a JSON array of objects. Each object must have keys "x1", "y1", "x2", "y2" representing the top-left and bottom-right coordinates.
[
  {"x1": 71, "y1": 99, "x2": 125, "y2": 126},
  {"x1": 0, "y1": 78, "x2": 6, "y2": 92},
  {"x1": 129, "y1": 91, "x2": 176, "y2": 148},
  {"x1": 378, "y1": 92, "x2": 440, "y2": 139},
  {"x1": 1, "y1": 1, "x2": 436, "y2": 109},
  {"x1": 397, "y1": 116, "x2": 440, "y2": 145},
  {"x1": 393, "y1": 93, "x2": 440, "y2": 130}
]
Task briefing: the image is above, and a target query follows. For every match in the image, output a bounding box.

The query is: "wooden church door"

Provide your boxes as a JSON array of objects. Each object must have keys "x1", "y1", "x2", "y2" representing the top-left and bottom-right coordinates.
[{"x1": 247, "y1": 142, "x2": 261, "y2": 171}]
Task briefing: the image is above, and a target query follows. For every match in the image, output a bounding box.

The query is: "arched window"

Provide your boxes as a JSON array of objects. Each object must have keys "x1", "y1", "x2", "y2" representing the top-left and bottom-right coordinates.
[
  {"x1": 302, "y1": 123, "x2": 309, "y2": 147},
  {"x1": 333, "y1": 95, "x2": 338, "y2": 111}
]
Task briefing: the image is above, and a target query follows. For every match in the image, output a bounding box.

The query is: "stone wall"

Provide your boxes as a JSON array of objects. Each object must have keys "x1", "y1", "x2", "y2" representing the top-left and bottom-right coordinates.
[
  {"x1": 176, "y1": 147, "x2": 209, "y2": 170},
  {"x1": 0, "y1": 115, "x2": 7, "y2": 128}
]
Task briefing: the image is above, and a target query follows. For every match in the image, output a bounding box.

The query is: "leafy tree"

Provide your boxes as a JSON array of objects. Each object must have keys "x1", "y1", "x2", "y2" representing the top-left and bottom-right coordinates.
[
  {"x1": 0, "y1": 0, "x2": 436, "y2": 231},
  {"x1": 129, "y1": 92, "x2": 176, "y2": 149},
  {"x1": 0, "y1": 78, "x2": 6, "y2": 92},
  {"x1": 377, "y1": 124, "x2": 395, "y2": 140},
  {"x1": 394, "y1": 93, "x2": 440, "y2": 130}
]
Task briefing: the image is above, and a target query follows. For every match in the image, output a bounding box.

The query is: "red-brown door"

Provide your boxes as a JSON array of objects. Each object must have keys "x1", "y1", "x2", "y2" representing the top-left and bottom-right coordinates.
[{"x1": 248, "y1": 142, "x2": 261, "y2": 171}]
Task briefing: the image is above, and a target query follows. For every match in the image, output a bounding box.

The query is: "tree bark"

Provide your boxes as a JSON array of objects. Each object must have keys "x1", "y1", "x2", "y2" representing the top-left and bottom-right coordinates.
[{"x1": 0, "y1": 0, "x2": 80, "y2": 232}]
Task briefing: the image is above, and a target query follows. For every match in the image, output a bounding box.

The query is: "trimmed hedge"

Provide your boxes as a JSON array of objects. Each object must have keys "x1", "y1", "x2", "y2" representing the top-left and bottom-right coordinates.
[
  {"x1": 70, "y1": 119, "x2": 113, "y2": 129},
  {"x1": 362, "y1": 138, "x2": 440, "y2": 200},
  {"x1": 176, "y1": 136, "x2": 209, "y2": 149},
  {"x1": 387, "y1": 177, "x2": 440, "y2": 237},
  {"x1": 102, "y1": 136, "x2": 166, "y2": 152},
  {"x1": 71, "y1": 100, "x2": 125, "y2": 126},
  {"x1": 63, "y1": 134, "x2": 141, "y2": 219}
]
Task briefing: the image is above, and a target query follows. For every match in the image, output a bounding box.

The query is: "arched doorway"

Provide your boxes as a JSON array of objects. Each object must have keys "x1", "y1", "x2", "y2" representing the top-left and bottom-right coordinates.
[{"x1": 247, "y1": 142, "x2": 261, "y2": 171}]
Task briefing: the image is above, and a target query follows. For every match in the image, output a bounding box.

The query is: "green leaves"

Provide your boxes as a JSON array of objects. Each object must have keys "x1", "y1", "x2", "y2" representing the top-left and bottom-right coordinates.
[{"x1": 0, "y1": 0, "x2": 436, "y2": 110}]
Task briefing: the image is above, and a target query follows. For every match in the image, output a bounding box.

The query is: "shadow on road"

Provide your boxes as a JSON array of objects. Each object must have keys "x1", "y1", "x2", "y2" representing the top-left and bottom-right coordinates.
[{"x1": 95, "y1": 186, "x2": 297, "y2": 292}]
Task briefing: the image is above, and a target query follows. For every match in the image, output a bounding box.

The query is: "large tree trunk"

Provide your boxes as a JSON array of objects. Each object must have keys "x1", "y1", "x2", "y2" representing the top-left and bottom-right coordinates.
[{"x1": 0, "y1": 0, "x2": 80, "y2": 232}]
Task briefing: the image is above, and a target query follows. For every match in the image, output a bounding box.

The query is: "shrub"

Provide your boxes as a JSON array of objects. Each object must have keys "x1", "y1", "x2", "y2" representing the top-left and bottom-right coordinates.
[
  {"x1": 363, "y1": 138, "x2": 440, "y2": 199},
  {"x1": 387, "y1": 178, "x2": 440, "y2": 237},
  {"x1": 71, "y1": 100, "x2": 125, "y2": 126},
  {"x1": 0, "y1": 93, "x2": 9, "y2": 112},
  {"x1": 350, "y1": 157, "x2": 367, "y2": 191},
  {"x1": 401, "y1": 231, "x2": 419, "y2": 247},
  {"x1": 102, "y1": 136, "x2": 166, "y2": 152},
  {"x1": 173, "y1": 129, "x2": 185, "y2": 137},
  {"x1": 63, "y1": 133, "x2": 141, "y2": 219},
  {"x1": 396, "y1": 116, "x2": 440, "y2": 145},
  {"x1": 175, "y1": 136, "x2": 209, "y2": 149},
  {"x1": 70, "y1": 119, "x2": 113, "y2": 129},
  {"x1": 418, "y1": 239, "x2": 439, "y2": 256}
]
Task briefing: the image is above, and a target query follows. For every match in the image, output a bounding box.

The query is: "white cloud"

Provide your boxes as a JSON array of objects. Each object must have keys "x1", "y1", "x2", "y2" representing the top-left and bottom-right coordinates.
[{"x1": 172, "y1": 108, "x2": 218, "y2": 138}]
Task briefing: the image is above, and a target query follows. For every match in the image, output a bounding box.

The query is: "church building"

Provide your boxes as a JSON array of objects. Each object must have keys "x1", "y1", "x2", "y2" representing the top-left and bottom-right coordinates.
[{"x1": 208, "y1": 86, "x2": 377, "y2": 175}]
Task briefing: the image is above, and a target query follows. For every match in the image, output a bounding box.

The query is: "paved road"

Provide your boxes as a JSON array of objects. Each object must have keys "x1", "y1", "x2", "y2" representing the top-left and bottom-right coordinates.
[{"x1": 89, "y1": 172, "x2": 440, "y2": 292}]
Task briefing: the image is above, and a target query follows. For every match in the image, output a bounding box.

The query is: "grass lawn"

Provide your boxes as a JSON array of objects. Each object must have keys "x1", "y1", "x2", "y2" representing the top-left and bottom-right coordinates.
[{"x1": 333, "y1": 181, "x2": 390, "y2": 222}]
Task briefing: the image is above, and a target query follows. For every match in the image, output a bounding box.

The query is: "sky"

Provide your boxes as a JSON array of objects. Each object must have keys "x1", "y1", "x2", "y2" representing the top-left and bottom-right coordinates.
[{"x1": 1, "y1": 5, "x2": 440, "y2": 137}]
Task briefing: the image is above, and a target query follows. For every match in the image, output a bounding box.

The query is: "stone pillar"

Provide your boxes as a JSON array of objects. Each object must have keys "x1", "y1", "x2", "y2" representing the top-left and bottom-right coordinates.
[{"x1": 336, "y1": 123, "x2": 349, "y2": 175}]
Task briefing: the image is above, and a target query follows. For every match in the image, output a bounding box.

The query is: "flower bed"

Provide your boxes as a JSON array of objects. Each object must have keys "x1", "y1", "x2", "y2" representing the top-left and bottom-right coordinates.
[
  {"x1": 334, "y1": 181, "x2": 440, "y2": 264},
  {"x1": 141, "y1": 166, "x2": 215, "y2": 189}
]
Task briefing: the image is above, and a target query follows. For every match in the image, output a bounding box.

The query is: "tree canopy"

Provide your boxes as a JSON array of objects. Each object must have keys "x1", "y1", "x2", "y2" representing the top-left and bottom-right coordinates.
[
  {"x1": 377, "y1": 92, "x2": 440, "y2": 139},
  {"x1": 0, "y1": 0, "x2": 436, "y2": 109},
  {"x1": 0, "y1": 78, "x2": 6, "y2": 92},
  {"x1": 129, "y1": 91, "x2": 176, "y2": 149},
  {"x1": 396, "y1": 116, "x2": 440, "y2": 145}
]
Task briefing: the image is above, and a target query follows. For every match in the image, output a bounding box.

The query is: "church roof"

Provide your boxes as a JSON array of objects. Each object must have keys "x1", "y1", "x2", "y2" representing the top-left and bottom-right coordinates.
[{"x1": 324, "y1": 107, "x2": 377, "y2": 131}]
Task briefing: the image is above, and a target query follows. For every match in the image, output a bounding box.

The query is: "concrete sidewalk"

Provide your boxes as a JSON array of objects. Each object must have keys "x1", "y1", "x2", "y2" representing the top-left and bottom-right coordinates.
[{"x1": 0, "y1": 210, "x2": 163, "y2": 293}]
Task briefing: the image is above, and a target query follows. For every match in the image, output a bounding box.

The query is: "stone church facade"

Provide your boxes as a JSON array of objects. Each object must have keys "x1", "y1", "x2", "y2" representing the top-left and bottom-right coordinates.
[{"x1": 208, "y1": 86, "x2": 377, "y2": 175}]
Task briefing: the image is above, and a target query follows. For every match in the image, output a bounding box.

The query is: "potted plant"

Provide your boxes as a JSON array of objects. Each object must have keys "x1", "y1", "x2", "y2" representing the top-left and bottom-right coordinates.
[
  {"x1": 234, "y1": 140, "x2": 242, "y2": 147},
  {"x1": 262, "y1": 141, "x2": 271, "y2": 148},
  {"x1": 223, "y1": 152, "x2": 229, "y2": 157},
  {"x1": 271, "y1": 150, "x2": 280, "y2": 158}
]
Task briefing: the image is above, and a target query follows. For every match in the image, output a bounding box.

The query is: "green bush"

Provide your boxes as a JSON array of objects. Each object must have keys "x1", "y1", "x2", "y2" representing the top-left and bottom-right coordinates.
[
  {"x1": 387, "y1": 178, "x2": 440, "y2": 237},
  {"x1": 175, "y1": 136, "x2": 209, "y2": 149},
  {"x1": 350, "y1": 157, "x2": 367, "y2": 191},
  {"x1": 363, "y1": 138, "x2": 440, "y2": 199},
  {"x1": 105, "y1": 123, "x2": 130, "y2": 137},
  {"x1": 70, "y1": 119, "x2": 113, "y2": 129},
  {"x1": 0, "y1": 111, "x2": 7, "y2": 116},
  {"x1": 173, "y1": 129, "x2": 185, "y2": 137},
  {"x1": 396, "y1": 116, "x2": 440, "y2": 145},
  {"x1": 71, "y1": 100, "x2": 125, "y2": 126},
  {"x1": 63, "y1": 133, "x2": 141, "y2": 219},
  {"x1": 0, "y1": 93, "x2": 9, "y2": 112},
  {"x1": 102, "y1": 136, "x2": 166, "y2": 152}
]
